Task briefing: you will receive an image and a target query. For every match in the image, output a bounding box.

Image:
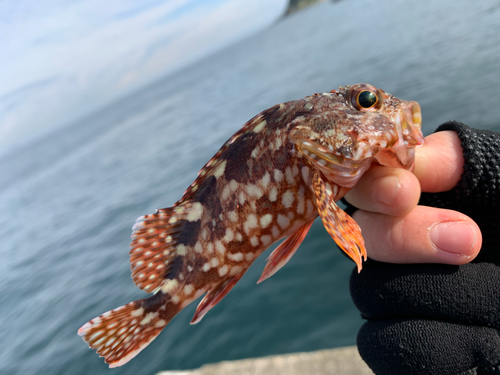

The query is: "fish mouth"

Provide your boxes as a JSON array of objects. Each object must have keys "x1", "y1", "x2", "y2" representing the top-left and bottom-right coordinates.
[
  {"x1": 292, "y1": 101, "x2": 424, "y2": 186},
  {"x1": 374, "y1": 101, "x2": 424, "y2": 171}
]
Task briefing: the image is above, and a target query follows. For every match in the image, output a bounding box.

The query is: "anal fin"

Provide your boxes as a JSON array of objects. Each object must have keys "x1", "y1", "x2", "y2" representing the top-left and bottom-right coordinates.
[
  {"x1": 190, "y1": 271, "x2": 245, "y2": 324},
  {"x1": 312, "y1": 171, "x2": 367, "y2": 272},
  {"x1": 257, "y1": 220, "x2": 314, "y2": 284}
]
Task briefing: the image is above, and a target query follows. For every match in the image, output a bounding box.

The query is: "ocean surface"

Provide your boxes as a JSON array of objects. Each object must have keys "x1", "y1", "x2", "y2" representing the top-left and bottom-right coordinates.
[{"x1": 1, "y1": 0, "x2": 500, "y2": 374}]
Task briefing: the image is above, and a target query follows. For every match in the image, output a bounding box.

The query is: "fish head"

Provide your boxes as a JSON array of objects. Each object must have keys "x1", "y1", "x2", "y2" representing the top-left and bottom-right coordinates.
[{"x1": 290, "y1": 83, "x2": 424, "y2": 187}]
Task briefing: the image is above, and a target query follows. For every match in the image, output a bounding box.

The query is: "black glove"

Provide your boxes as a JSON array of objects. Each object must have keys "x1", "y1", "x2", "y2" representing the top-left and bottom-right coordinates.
[{"x1": 348, "y1": 122, "x2": 500, "y2": 375}]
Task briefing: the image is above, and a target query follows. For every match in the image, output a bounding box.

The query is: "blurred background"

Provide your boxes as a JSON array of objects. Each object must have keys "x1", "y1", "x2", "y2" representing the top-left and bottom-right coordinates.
[{"x1": 1, "y1": 0, "x2": 499, "y2": 374}]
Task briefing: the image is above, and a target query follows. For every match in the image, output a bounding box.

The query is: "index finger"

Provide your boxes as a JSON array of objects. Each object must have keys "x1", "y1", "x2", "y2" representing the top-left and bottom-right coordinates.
[{"x1": 414, "y1": 130, "x2": 464, "y2": 193}]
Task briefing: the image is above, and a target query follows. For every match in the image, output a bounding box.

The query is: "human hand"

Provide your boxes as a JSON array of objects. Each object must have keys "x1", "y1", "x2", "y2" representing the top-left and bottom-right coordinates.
[
  {"x1": 347, "y1": 122, "x2": 500, "y2": 375},
  {"x1": 344, "y1": 130, "x2": 482, "y2": 265}
]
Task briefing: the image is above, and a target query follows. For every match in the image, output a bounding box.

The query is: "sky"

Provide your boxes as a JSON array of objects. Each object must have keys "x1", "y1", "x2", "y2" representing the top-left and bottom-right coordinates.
[{"x1": 0, "y1": 0, "x2": 288, "y2": 155}]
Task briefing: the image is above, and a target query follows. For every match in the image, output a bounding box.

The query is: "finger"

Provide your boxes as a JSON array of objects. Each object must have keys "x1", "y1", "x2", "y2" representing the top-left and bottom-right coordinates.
[
  {"x1": 353, "y1": 206, "x2": 482, "y2": 264},
  {"x1": 414, "y1": 130, "x2": 464, "y2": 192},
  {"x1": 344, "y1": 166, "x2": 420, "y2": 217}
]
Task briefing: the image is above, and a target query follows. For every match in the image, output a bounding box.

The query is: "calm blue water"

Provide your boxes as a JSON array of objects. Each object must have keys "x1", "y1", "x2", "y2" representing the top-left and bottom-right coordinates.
[{"x1": 1, "y1": 0, "x2": 500, "y2": 374}]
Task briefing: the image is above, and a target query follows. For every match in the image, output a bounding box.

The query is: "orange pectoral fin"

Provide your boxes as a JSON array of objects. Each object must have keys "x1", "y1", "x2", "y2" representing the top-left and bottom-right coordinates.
[
  {"x1": 312, "y1": 171, "x2": 367, "y2": 272},
  {"x1": 257, "y1": 219, "x2": 315, "y2": 284},
  {"x1": 190, "y1": 271, "x2": 246, "y2": 324}
]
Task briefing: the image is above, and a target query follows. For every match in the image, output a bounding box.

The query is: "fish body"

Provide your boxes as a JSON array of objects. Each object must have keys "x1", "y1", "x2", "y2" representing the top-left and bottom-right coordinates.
[{"x1": 78, "y1": 84, "x2": 424, "y2": 367}]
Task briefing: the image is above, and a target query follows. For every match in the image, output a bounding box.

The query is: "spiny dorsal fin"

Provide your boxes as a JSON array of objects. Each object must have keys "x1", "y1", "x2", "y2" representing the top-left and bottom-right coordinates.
[
  {"x1": 129, "y1": 202, "x2": 196, "y2": 292},
  {"x1": 178, "y1": 105, "x2": 280, "y2": 204}
]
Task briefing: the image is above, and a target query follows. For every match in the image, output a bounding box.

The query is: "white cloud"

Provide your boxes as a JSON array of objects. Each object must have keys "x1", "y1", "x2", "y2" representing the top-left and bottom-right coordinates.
[{"x1": 0, "y1": 0, "x2": 287, "y2": 154}]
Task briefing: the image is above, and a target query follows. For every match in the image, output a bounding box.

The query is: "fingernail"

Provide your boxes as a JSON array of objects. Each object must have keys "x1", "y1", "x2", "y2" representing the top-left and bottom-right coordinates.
[
  {"x1": 373, "y1": 176, "x2": 400, "y2": 206},
  {"x1": 430, "y1": 221, "x2": 476, "y2": 255}
]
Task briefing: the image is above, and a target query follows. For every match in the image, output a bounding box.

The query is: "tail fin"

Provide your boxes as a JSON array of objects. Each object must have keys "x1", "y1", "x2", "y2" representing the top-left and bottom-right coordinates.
[{"x1": 78, "y1": 293, "x2": 174, "y2": 368}]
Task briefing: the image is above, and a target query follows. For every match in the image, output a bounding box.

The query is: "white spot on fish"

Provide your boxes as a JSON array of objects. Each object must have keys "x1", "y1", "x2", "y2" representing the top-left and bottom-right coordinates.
[
  {"x1": 228, "y1": 252, "x2": 243, "y2": 261},
  {"x1": 161, "y1": 279, "x2": 179, "y2": 294},
  {"x1": 260, "y1": 214, "x2": 273, "y2": 228},
  {"x1": 228, "y1": 211, "x2": 238, "y2": 222},
  {"x1": 194, "y1": 241, "x2": 203, "y2": 254},
  {"x1": 260, "y1": 172, "x2": 271, "y2": 189},
  {"x1": 221, "y1": 184, "x2": 231, "y2": 200},
  {"x1": 252, "y1": 120, "x2": 267, "y2": 133},
  {"x1": 172, "y1": 295, "x2": 180, "y2": 304},
  {"x1": 215, "y1": 241, "x2": 226, "y2": 255},
  {"x1": 211, "y1": 258, "x2": 219, "y2": 267},
  {"x1": 245, "y1": 252, "x2": 254, "y2": 261},
  {"x1": 201, "y1": 228, "x2": 208, "y2": 240},
  {"x1": 269, "y1": 186, "x2": 278, "y2": 202},
  {"x1": 203, "y1": 263, "x2": 211, "y2": 272},
  {"x1": 213, "y1": 160, "x2": 227, "y2": 178},
  {"x1": 131, "y1": 308, "x2": 144, "y2": 317},
  {"x1": 277, "y1": 214, "x2": 290, "y2": 229},
  {"x1": 207, "y1": 243, "x2": 214, "y2": 253},
  {"x1": 272, "y1": 225, "x2": 280, "y2": 238},
  {"x1": 176, "y1": 244, "x2": 187, "y2": 256},
  {"x1": 229, "y1": 179, "x2": 239, "y2": 192},
  {"x1": 184, "y1": 284, "x2": 194, "y2": 295},
  {"x1": 140, "y1": 312, "x2": 158, "y2": 325},
  {"x1": 275, "y1": 137, "x2": 282, "y2": 150},
  {"x1": 282, "y1": 190, "x2": 294, "y2": 208},
  {"x1": 251, "y1": 146, "x2": 260, "y2": 158},
  {"x1": 274, "y1": 169, "x2": 283, "y2": 182},
  {"x1": 297, "y1": 186, "x2": 305, "y2": 214},
  {"x1": 235, "y1": 232, "x2": 243, "y2": 241},
  {"x1": 261, "y1": 235, "x2": 272, "y2": 246},
  {"x1": 223, "y1": 228, "x2": 234, "y2": 242},
  {"x1": 239, "y1": 191, "x2": 247, "y2": 204},
  {"x1": 250, "y1": 236, "x2": 259, "y2": 247},
  {"x1": 244, "y1": 214, "x2": 258, "y2": 234},
  {"x1": 219, "y1": 265, "x2": 229, "y2": 276},
  {"x1": 155, "y1": 319, "x2": 167, "y2": 327},
  {"x1": 246, "y1": 184, "x2": 263, "y2": 198}
]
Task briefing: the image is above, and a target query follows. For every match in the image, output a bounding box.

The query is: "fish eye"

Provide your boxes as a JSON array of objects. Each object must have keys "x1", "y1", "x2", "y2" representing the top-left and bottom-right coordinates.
[
  {"x1": 357, "y1": 91, "x2": 378, "y2": 108},
  {"x1": 348, "y1": 84, "x2": 383, "y2": 111}
]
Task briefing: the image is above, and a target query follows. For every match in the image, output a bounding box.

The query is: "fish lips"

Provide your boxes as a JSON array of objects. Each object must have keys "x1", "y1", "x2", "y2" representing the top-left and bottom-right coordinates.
[{"x1": 374, "y1": 101, "x2": 424, "y2": 171}]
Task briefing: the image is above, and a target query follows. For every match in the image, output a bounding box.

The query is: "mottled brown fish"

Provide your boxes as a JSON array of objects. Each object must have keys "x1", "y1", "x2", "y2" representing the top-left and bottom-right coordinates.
[{"x1": 78, "y1": 83, "x2": 424, "y2": 367}]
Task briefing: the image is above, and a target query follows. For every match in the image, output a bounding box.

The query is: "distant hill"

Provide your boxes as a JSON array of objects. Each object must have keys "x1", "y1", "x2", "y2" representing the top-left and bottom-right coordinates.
[{"x1": 285, "y1": 0, "x2": 330, "y2": 15}]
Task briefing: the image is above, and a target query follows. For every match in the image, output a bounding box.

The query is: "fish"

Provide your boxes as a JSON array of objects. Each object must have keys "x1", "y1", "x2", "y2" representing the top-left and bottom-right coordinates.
[{"x1": 78, "y1": 83, "x2": 424, "y2": 367}]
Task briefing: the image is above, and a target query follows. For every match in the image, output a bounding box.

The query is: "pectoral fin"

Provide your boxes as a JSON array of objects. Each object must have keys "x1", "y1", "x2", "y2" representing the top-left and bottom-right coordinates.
[
  {"x1": 312, "y1": 171, "x2": 367, "y2": 272},
  {"x1": 257, "y1": 219, "x2": 315, "y2": 284}
]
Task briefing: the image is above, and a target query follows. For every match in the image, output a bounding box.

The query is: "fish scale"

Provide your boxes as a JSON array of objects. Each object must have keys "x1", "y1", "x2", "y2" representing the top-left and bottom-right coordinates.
[{"x1": 78, "y1": 83, "x2": 424, "y2": 367}]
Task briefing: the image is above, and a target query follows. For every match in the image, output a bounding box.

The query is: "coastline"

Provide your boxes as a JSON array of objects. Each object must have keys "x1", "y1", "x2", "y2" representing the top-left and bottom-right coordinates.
[{"x1": 285, "y1": 0, "x2": 330, "y2": 16}]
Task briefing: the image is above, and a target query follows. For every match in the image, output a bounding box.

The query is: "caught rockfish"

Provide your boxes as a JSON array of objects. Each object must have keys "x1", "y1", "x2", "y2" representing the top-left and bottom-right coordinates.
[{"x1": 78, "y1": 83, "x2": 424, "y2": 367}]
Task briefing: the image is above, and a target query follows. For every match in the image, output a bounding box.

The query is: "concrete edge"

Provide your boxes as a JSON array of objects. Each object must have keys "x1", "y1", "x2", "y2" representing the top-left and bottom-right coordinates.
[{"x1": 157, "y1": 346, "x2": 373, "y2": 375}]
